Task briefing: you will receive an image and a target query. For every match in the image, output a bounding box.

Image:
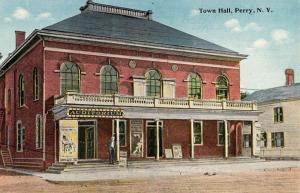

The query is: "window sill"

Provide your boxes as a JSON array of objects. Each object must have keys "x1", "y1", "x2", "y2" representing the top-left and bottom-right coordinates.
[
  {"x1": 194, "y1": 144, "x2": 203, "y2": 146},
  {"x1": 33, "y1": 99, "x2": 39, "y2": 102}
]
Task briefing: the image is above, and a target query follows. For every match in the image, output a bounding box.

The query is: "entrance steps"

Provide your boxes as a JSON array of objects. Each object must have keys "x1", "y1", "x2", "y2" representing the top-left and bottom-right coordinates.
[
  {"x1": 46, "y1": 157, "x2": 264, "y2": 174},
  {"x1": 46, "y1": 161, "x2": 120, "y2": 174},
  {"x1": 0, "y1": 147, "x2": 13, "y2": 168},
  {"x1": 128, "y1": 157, "x2": 264, "y2": 169}
]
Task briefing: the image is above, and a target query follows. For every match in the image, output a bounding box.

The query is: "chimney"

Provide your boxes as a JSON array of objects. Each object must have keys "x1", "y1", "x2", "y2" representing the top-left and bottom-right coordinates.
[
  {"x1": 15, "y1": 31, "x2": 26, "y2": 48},
  {"x1": 285, "y1": 68, "x2": 294, "y2": 86}
]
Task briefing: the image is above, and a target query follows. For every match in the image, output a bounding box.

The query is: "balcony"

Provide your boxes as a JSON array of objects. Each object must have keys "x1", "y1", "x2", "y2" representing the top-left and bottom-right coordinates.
[{"x1": 54, "y1": 92, "x2": 257, "y2": 111}]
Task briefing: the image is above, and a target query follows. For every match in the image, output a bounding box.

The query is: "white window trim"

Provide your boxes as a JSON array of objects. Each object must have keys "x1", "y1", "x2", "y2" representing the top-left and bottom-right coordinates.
[
  {"x1": 113, "y1": 119, "x2": 127, "y2": 147},
  {"x1": 16, "y1": 120, "x2": 24, "y2": 152},
  {"x1": 193, "y1": 120, "x2": 203, "y2": 146},
  {"x1": 35, "y1": 114, "x2": 43, "y2": 149},
  {"x1": 217, "y1": 121, "x2": 230, "y2": 146}
]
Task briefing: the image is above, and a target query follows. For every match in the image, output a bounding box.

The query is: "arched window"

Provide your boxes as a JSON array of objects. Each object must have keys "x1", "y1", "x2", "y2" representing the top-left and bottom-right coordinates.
[
  {"x1": 216, "y1": 75, "x2": 229, "y2": 100},
  {"x1": 33, "y1": 67, "x2": 39, "y2": 100},
  {"x1": 188, "y1": 73, "x2": 202, "y2": 99},
  {"x1": 101, "y1": 65, "x2": 119, "y2": 95},
  {"x1": 36, "y1": 114, "x2": 43, "y2": 149},
  {"x1": 146, "y1": 70, "x2": 161, "y2": 97},
  {"x1": 60, "y1": 62, "x2": 80, "y2": 95},
  {"x1": 19, "y1": 74, "x2": 25, "y2": 106}
]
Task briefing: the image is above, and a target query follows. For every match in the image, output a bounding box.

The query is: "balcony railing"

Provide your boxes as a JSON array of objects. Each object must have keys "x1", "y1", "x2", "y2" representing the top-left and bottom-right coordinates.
[{"x1": 54, "y1": 92, "x2": 257, "y2": 111}]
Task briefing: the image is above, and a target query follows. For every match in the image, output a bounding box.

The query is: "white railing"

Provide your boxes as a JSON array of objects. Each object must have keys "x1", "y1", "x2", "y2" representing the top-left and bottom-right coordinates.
[{"x1": 54, "y1": 92, "x2": 257, "y2": 111}]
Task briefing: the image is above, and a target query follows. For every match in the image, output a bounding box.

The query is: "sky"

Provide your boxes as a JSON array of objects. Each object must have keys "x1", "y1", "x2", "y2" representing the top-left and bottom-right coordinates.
[{"x1": 0, "y1": 0, "x2": 299, "y2": 92}]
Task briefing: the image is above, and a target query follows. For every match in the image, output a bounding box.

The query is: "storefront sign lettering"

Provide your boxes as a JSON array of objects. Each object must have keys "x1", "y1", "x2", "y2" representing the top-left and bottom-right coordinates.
[{"x1": 67, "y1": 108, "x2": 124, "y2": 118}]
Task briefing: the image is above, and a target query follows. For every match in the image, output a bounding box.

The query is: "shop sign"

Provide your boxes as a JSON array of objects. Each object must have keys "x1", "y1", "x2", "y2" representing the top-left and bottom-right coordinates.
[
  {"x1": 59, "y1": 120, "x2": 78, "y2": 162},
  {"x1": 67, "y1": 108, "x2": 124, "y2": 118}
]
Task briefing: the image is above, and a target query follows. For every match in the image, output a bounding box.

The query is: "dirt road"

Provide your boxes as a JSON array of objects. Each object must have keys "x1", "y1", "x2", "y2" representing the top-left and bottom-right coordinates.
[{"x1": 0, "y1": 168, "x2": 299, "y2": 193}]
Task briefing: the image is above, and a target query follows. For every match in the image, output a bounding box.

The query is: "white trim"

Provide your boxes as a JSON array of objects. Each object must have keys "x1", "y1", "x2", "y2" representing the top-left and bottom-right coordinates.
[
  {"x1": 145, "y1": 120, "x2": 163, "y2": 158},
  {"x1": 39, "y1": 31, "x2": 246, "y2": 60},
  {"x1": 45, "y1": 47, "x2": 240, "y2": 70},
  {"x1": 113, "y1": 119, "x2": 127, "y2": 147},
  {"x1": 217, "y1": 120, "x2": 230, "y2": 146},
  {"x1": 193, "y1": 120, "x2": 203, "y2": 146}
]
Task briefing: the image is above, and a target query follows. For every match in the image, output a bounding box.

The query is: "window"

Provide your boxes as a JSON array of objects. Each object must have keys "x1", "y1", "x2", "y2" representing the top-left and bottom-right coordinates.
[
  {"x1": 274, "y1": 107, "x2": 283, "y2": 123},
  {"x1": 243, "y1": 134, "x2": 251, "y2": 148},
  {"x1": 188, "y1": 73, "x2": 202, "y2": 99},
  {"x1": 217, "y1": 121, "x2": 229, "y2": 145},
  {"x1": 193, "y1": 121, "x2": 203, "y2": 145},
  {"x1": 33, "y1": 67, "x2": 39, "y2": 100},
  {"x1": 146, "y1": 70, "x2": 161, "y2": 97},
  {"x1": 101, "y1": 65, "x2": 118, "y2": 95},
  {"x1": 7, "y1": 89, "x2": 11, "y2": 114},
  {"x1": 271, "y1": 132, "x2": 284, "y2": 147},
  {"x1": 261, "y1": 132, "x2": 267, "y2": 148},
  {"x1": 36, "y1": 114, "x2": 43, "y2": 149},
  {"x1": 60, "y1": 62, "x2": 80, "y2": 95},
  {"x1": 113, "y1": 120, "x2": 127, "y2": 147},
  {"x1": 17, "y1": 121, "x2": 25, "y2": 152},
  {"x1": 19, "y1": 74, "x2": 25, "y2": 107},
  {"x1": 216, "y1": 75, "x2": 229, "y2": 100}
]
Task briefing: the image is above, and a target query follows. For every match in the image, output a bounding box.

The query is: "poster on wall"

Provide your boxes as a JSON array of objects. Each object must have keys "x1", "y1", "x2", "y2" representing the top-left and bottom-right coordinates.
[
  {"x1": 130, "y1": 119, "x2": 143, "y2": 157},
  {"x1": 59, "y1": 120, "x2": 78, "y2": 162}
]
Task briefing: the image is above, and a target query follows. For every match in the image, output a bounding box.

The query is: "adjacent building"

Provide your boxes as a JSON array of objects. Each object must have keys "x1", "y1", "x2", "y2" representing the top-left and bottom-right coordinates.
[
  {"x1": 245, "y1": 69, "x2": 300, "y2": 159},
  {"x1": 0, "y1": 1, "x2": 260, "y2": 170}
]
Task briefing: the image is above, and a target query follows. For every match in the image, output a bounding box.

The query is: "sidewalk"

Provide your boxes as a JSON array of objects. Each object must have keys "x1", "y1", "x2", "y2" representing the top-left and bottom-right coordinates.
[{"x1": 12, "y1": 160, "x2": 297, "y2": 182}]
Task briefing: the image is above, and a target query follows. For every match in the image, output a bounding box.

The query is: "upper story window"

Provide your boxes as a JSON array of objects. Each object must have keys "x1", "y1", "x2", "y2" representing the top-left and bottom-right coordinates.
[
  {"x1": 188, "y1": 73, "x2": 202, "y2": 99},
  {"x1": 33, "y1": 67, "x2": 39, "y2": 101},
  {"x1": 274, "y1": 107, "x2": 283, "y2": 123},
  {"x1": 101, "y1": 65, "x2": 118, "y2": 95},
  {"x1": 19, "y1": 74, "x2": 25, "y2": 107},
  {"x1": 216, "y1": 75, "x2": 229, "y2": 100},
  {"x1": 146, "y1": 70, "x2": 161, "y2": 97},
  {"x1": 60, "y1": 62, "x2": 80, "y2": 95}
]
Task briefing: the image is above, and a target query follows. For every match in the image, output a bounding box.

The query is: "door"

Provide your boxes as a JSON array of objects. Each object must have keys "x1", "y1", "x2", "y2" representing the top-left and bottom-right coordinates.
[
  {"x1": 78, "y1": 121, "x2": 96, "y2": 159},
  {"x1": 147, "y1": 121, "x2": 163, "y2": 157}
]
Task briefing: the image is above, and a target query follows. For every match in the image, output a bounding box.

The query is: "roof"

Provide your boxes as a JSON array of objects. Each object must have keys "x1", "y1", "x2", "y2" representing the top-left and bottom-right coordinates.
[
  {"x1": 43, "y1": 10, "x2": 237, "y2": 55},
  {"x1": 244, "y1": 83, "x2": 300, "y2": 103}
]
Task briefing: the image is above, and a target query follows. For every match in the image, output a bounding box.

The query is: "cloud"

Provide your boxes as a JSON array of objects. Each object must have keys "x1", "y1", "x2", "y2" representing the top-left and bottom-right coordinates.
[
  {"x1": 224, "y1": 19, "x2": 262, "y2": 33},
  {"x1": 35, "y1": 12, "x2": 53, "y2": 21},
  {"x1": 271, "y1": 29, "x2": 289, "y2": 44},
  {"x1": 244, "y1": 22, "x2": 262, "y2": 31},
  {"x1": 224, "y1": 18, "x2": 242, "y2": 32},
  {"x1": 13, "y1": 7, "x2": 30, "y2": 20},
  {"x1": 252, "y1": 39, "x2": 269, "y2": 48},
  {"x1": 3, "y1": 17, "x2": 12, "y2": 22},
  {"x1": 190, "y1": 9, "x2": 200, "y2": 16}
]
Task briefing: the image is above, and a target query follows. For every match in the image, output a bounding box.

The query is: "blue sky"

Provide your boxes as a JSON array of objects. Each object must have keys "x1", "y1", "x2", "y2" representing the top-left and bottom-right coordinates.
[{"x1": 0, "y1": 0, "x2": 299, "y2": 91}]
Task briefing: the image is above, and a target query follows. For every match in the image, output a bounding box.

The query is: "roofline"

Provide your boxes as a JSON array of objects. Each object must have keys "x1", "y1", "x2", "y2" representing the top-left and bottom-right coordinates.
[
  {"x1": 0, "y1": 29, "x2": 247, "y2": 76},
  {"x1": 255, "y1": 96, "x2": 300, "y2": 105},
  {"x1": 38, "y1": 30, "x2": 247, "y2": 60},
  {"x1": 0, "y1": 29, "x2": 40, "y2": 76}
]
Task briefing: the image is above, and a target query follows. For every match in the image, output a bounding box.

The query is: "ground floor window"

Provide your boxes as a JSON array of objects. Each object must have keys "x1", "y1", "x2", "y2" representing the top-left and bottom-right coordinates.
[
  {"x1": 17, "y1": 121, "x2": 25, "y2": 152},
  {"x1": 217, "y1": 121, "x2": 229, "y2": 145},
  {"x1": 243, "y1": 134, "x2": 251, "y2": 148},
  {"x1": 193, "y1": 121, "x2": 203, "y2": 145},
  {"x1": 36, "y1": 114, "x2": 43, "y2": 149},
  {"x1": 113, "y1": 119, "x2": 127, "y2": 147},
  {"x1": 261, "y1": 132, "x2": 267, "y2": 147},
  {"x1": 271, "y1": 132, "x2": 284, "y2": 147}
]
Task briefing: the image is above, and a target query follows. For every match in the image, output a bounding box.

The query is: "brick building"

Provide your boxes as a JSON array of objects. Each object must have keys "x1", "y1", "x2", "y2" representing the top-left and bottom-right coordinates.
[{"x1": 0, "y1": 1, "x2": 260, "y2": 170}]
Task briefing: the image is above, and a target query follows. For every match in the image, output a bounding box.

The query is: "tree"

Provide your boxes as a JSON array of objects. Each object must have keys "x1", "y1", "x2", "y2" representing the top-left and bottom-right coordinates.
[{"x1": 240, "y1": 91, "x2": 249, "y2": 100}]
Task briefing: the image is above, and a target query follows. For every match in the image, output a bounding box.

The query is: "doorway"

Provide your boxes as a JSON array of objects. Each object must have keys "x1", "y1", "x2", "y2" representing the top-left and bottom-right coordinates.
[
  {"x1": 146, "y1": 121, "x2": 163, "y2": 157},
  {"x1": 78, "y1": 121, "x2": 96, "y2": 160}
]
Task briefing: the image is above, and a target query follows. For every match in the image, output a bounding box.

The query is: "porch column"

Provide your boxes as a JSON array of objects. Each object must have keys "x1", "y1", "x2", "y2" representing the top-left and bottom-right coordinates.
[
  {"x1": 116, "y1": 119, "x2": 120, "y2": 162},
  {"x1": 190, "y1": 119, "x2": 194, "y2": 159},
  {"x1": 156, "y1": 119, "x2": 160, "y2": 160},
  {"x1": 224, "y1": 120, "x2": 229, "y2": 158}
]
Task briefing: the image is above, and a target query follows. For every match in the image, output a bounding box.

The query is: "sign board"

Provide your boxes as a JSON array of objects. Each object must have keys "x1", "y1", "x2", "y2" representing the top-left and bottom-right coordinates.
[
  {"x1": 165, "y1": 149, "x2": 173, "y2": 159},
  {"x1": 59, "y1": 120, "x2": 78, "y2": 162},
  {"x1": 172, "y1": 144, "x2": 183, "y2": 159},
  {"x1": 67, "y1": 108, "x2": 124, "y2": 118},
  {"x1": 130, "y1": 119, "x2": 143, "y2": 157}
]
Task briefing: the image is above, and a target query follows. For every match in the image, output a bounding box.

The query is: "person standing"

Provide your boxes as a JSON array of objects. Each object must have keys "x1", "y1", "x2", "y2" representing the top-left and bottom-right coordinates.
[{"x1": 109, "y1": 136, "x2": 115, "y2": 164}]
